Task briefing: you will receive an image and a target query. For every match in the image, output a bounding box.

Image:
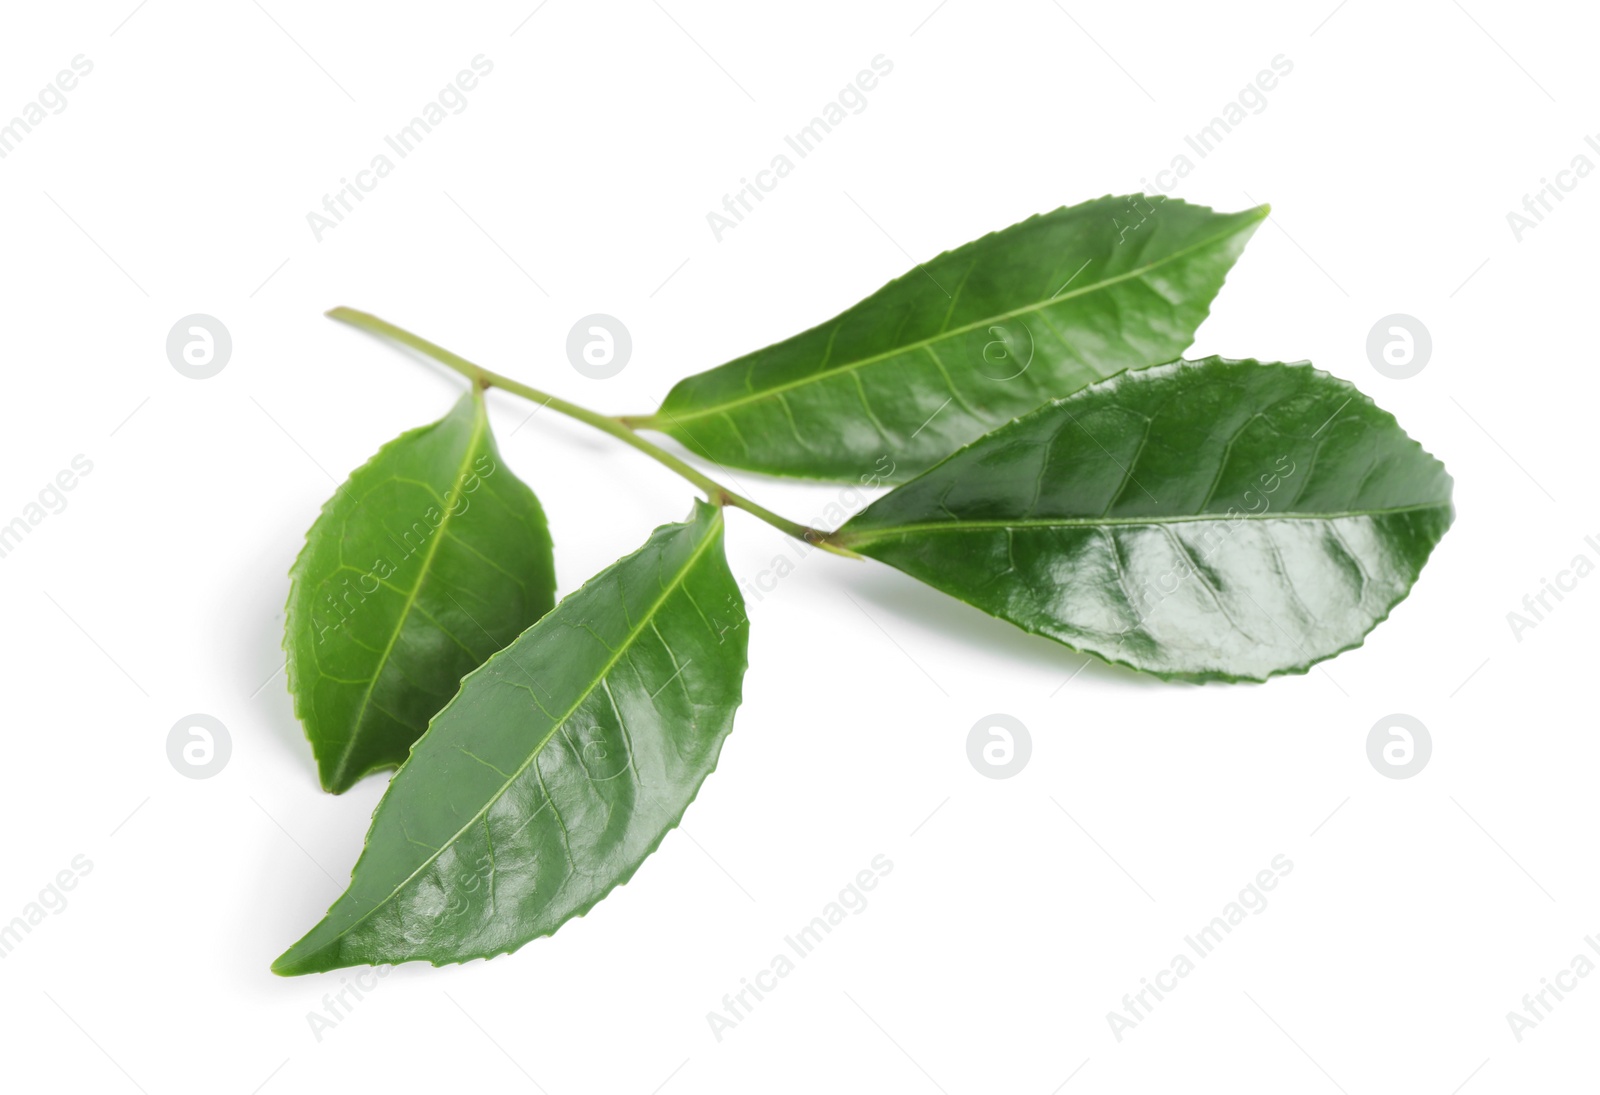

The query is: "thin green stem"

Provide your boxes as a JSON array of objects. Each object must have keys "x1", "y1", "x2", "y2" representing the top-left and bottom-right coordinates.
[{"x1": 327, "y1": 307, "x2": 859, "y2": 558}]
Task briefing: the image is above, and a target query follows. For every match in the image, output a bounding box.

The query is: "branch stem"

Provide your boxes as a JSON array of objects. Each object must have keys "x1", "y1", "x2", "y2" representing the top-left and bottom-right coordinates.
[{"x1": 326, "y1": 307, "x2": 858, "y2": 558}]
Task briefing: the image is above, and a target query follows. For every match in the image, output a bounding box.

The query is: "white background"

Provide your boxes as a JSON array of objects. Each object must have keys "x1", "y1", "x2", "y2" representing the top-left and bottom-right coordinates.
[{"x1": 0, "y1": 1, "x2": 1594, "y2": 1091}]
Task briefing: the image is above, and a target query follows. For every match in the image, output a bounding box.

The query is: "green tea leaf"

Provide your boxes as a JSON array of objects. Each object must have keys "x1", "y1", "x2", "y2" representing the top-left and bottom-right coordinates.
[
  {"x1": 285, "y1": 391, "x2": 556, "y2": 793},
  {"x1": 837, "y1": 358, "x2": 1453, "y2": 682},
  {"x1": 639, "y1": 196, "x2": 1267, "y2": 482},
  {"x1": 272, "y1": 501, "x2": 747, "y2": 974}
]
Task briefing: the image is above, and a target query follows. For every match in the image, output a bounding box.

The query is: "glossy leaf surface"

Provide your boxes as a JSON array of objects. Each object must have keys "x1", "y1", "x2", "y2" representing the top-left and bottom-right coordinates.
[
  {"x1": 643, "y1": 196, "x2": 1267, "y2": 482},
  {"x1": 285, "y1": 392, "x2": 556, "y2": 793},
  {"x1": 273, "y1": 501, "x2": 747, "y2": 974},
  {"x1": 837, "y1": 358, "x2": 1453, "y2": 681}
]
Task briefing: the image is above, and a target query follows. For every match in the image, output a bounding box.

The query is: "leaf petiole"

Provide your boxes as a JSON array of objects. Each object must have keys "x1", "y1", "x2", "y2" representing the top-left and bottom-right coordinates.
[{"x1": 326, "y1": 307, "x2": 859, "y2": 558}]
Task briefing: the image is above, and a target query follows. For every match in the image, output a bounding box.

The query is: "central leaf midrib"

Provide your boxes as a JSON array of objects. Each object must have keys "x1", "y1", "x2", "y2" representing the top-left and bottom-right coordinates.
[
  {"x1": 841, "y1": 501, "x2": 1451, "y2": 546},
  {"x1": 298, "y1": 509, "x2": 724, "y2": 961},
  {"x1": 656, "y1": 214, "x2": 1261, "y2": 426},
  {"x1": 331, "y1": 399, "x2": 489, "y2": 785}
]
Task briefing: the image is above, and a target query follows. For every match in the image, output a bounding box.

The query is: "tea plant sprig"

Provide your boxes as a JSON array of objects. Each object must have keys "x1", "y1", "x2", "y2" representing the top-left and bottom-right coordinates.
[{"x1": 272, "y1": 195, "x2": 1452, "y2": 975}]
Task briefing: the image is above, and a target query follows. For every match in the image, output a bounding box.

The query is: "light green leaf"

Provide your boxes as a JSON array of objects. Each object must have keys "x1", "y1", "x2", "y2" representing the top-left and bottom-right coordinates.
[
  {"x1": 285, "y1": 391, "x2": 556, "y2": 793},
  {"x1": 273, "y1": 501, "x2": 747, "y2": 974},
  {"x1": 637, "y1": 196, "x2": 1267, "y2": 482},
  {"x1": 837, "y1": 358, "x2": 1454, "y2": 682}
]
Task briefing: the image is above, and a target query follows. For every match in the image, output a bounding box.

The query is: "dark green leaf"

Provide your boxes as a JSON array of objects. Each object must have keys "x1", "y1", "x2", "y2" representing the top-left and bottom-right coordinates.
[
  {"x1": 285, "y1": 391, "x2": 556, "y2": 793},
  {"x1": 273, "y1": 500, "x2": 747, "y2": 974},
  {"x1": 837, "y1": 358, "x2": 1453, "y2": 682},
  {"x1": 639, "y1": 196, "x2": 1267, "y2": 482}
]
